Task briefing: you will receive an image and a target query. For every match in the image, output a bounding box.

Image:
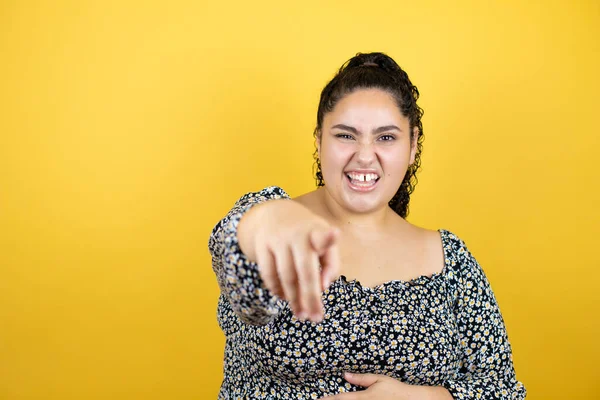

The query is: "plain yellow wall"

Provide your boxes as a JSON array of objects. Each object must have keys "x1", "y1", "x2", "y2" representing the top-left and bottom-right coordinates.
[{"x1": 1, "y1": 1, "x2": 598, "y2": 399}]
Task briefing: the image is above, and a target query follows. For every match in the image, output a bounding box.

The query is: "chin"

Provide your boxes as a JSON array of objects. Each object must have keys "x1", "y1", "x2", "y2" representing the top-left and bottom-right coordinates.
[
  {"x1": 324, "y1": 176, "x2": 397, "y2": 214},
  {"x1": 340, "y1": 192, "x2": 388, "y2": 214}
]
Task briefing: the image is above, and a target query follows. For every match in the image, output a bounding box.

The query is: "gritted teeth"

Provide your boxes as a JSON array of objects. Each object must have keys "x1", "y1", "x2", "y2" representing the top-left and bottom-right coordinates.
[{"x1": 346, "y1": 172, "x2": 380, "y2": 182}]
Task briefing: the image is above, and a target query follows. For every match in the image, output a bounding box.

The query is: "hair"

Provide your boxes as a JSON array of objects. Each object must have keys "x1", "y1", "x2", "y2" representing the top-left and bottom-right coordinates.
[{"x1": 312, "y1": 52, "x2": 424, "y2": 219}]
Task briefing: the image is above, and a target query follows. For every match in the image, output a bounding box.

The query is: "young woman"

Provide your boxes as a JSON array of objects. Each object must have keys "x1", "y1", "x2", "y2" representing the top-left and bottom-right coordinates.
[{"x1": 209, "y1": 52, "x2": 526, "y2": 399}]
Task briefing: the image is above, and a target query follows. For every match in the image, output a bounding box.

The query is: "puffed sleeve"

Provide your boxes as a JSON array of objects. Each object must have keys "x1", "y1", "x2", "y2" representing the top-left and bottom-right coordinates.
[
  {"x1": 208, "y1": 186, "x2": 290, "y2": 326},
  {"x1": 442, "y1": 233, "x2": 527, "y2": 399}
]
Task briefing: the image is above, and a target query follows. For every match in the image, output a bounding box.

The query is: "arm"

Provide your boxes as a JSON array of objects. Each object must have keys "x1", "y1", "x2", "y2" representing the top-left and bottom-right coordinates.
[
  {"x1": 442, "y1": 235, "x2": 527, "y2": 399},
  {"x1": 208, "y1": 186, "x2": 290, "y2": 326}
]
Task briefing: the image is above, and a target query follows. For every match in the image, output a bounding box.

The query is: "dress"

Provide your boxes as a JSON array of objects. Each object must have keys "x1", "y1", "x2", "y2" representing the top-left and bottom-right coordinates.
[{"x1": 208, "y1": 186, "x2": 527, "y2": 399}]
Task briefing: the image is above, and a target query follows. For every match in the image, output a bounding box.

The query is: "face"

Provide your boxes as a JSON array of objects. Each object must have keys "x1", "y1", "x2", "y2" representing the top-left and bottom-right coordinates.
[{"x1": 317, "y1": 88, "x2": 418, "y2": 215}]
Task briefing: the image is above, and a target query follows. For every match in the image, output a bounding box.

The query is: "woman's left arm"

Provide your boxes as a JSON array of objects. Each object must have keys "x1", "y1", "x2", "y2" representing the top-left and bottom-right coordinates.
[{"x1": 440, "y1": 235, "x2": 527, "y2": 399}]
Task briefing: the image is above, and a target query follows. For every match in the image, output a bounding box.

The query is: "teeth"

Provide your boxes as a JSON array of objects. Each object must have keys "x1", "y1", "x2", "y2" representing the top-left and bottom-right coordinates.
[{"x1": 347, "y1": 173, "x2": 379, "y2": 182}]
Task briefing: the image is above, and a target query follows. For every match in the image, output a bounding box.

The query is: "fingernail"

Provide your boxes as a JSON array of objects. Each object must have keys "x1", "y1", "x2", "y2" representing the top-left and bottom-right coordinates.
[{"x1": 298, "y1": 312, "x2": 307, "y2": 320}]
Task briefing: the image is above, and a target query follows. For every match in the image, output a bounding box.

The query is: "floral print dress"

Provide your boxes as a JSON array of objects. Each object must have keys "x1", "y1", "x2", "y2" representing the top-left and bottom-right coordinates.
[{"x1": 208, "y1": 186, "x2": 526, "y2": 399}]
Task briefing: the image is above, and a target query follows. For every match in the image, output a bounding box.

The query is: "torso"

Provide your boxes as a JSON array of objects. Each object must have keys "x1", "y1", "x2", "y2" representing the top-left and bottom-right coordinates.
[{"x1": 293, "y1": 189, "x2": 445, "y2": 289}]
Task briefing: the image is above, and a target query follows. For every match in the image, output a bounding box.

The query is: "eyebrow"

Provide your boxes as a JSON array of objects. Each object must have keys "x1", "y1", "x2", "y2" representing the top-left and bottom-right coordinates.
[{"x1": 331, "y1": 124, "x2": 402, "y2": 134}]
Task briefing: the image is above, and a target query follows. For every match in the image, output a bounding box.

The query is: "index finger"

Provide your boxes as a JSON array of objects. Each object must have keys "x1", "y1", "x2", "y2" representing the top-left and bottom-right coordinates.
[{"x1": 319, "y1": 237, "x2": 340, "y2": 291}]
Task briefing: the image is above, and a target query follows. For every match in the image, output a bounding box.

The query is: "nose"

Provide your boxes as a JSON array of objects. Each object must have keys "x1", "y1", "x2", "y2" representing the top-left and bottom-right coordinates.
[{"x1": 355, "y1": 142, "x2": 376, "y2": 166}]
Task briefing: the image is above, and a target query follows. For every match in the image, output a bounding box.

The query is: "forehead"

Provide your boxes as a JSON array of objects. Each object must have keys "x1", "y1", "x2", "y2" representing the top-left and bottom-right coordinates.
[{"x1": 325, "y1": 88, "x2": 408, "y2": 127}]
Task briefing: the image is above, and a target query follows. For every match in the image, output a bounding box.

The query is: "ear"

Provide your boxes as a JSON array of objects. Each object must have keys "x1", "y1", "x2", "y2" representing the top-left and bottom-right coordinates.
[
  {"x1": 409, "y1": 126, "x2": 419, "y2": 165},
  {"x1": 316, "y1": 131, "x2": 322, "y2": 157}
]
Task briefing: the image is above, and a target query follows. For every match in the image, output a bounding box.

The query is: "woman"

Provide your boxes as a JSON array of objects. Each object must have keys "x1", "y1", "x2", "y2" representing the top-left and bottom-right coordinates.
[{"x1": 209, "y1": 52, "x2": 526, "y2": 399}]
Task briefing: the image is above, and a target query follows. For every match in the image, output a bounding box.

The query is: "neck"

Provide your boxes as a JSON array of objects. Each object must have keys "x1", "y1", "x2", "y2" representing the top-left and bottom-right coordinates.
[{"x1": 319, "y1": 187, "x2": 395, "y2": 233}]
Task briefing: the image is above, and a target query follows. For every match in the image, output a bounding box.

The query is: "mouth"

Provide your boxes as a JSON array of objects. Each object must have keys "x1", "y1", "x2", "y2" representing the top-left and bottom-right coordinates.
[{"x1": 345, "y1": 172, "x2": 380, "y2": 192}]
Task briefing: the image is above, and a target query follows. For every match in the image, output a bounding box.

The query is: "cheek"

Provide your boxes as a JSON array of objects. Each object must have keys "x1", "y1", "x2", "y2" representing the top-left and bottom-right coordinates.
[
  {"x1": 321, "y1": 144, "x2": 353, "y2": 172},
  {"x1": 380, "y1": 149, "x2": 408, "y2": 172}
]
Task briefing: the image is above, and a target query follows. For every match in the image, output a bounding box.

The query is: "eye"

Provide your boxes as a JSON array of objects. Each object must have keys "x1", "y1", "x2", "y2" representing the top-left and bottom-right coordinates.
[
  {"x1": 335, "y1": 133, "x2": 354, "y2": 140},
  {"x1": 378, "y1": 134, "x2": 396, "y2": 141}
]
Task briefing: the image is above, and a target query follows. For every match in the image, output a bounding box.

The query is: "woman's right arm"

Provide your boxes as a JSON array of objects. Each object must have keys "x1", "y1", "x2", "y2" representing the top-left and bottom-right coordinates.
[
  {"x1": 208, "y1": 186, "x2": 339, "y2": 326},
  {"x1": 208, "y1": 186, "x2": 290, "y2": 326}
]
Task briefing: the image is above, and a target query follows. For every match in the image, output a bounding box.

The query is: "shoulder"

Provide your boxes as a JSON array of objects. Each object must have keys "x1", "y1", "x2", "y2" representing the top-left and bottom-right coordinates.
[
  {"x1": 394, "y1": 222, "x2": 447, "y2": 277},
  {"x1": 408, "y1": 224, "x2": 445, "y2": 260},
  {"x1": 439, "y1": 229, "x2": 472, "y2": 261},
  {"x1": 290, "y1": 188, "x2": 327, "y2": 217},
  {"x1": 439, "y1": 229, "x2": 490, "y2": 286},
  {"x1": 210, "y1": 186, "x2": 290, "y2": 238}
]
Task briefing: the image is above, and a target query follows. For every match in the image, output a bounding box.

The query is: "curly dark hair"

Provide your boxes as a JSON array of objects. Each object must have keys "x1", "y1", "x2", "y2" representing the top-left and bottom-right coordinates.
[{"x1": 312, "y1": 52, "x2": 424, "y2": 219}]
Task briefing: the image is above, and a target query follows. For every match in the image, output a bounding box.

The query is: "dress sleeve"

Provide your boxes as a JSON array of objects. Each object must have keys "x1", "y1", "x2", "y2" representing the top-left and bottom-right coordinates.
[
  {"x1": 208, "y1": 186, "x2": 290, "y2": 326},
  {"x1": 442, "y1": 234, "x2": 527, "y2": 399}
]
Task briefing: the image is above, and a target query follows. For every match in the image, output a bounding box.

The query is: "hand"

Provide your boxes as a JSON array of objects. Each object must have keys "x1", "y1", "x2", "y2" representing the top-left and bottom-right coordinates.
[
  {"x1": 319, "y1": 372, "x2": 414, "y2": 399},
  {"x1": 238, "y1": 199, "x2": 340, "y2": 322}
]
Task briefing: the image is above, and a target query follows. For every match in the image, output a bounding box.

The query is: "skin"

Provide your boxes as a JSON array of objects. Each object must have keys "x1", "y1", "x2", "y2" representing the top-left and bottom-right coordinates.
[
  {"x1": 295, "y1": 89, "x2": 443, "y2": 289},
  {"x1": 316, "y1": 88, "x2": 418, "y2": 221},
  {"x1": 238, "y1": 88, "x2": 452, "y2": 399}
]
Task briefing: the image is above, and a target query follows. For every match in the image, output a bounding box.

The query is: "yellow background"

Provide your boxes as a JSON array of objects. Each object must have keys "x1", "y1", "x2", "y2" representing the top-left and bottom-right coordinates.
[{"x1": 1, "y1": 1, "x2": 599, "y2": 399}]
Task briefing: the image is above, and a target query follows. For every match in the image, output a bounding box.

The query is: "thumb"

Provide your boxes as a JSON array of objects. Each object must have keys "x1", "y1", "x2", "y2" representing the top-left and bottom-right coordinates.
[
  {"x1": 343, "y1": 372, "x2": 380, "y2": 388},
  {"x1": 309, "y1": 226, "x2": 339, "y2": 256}
]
